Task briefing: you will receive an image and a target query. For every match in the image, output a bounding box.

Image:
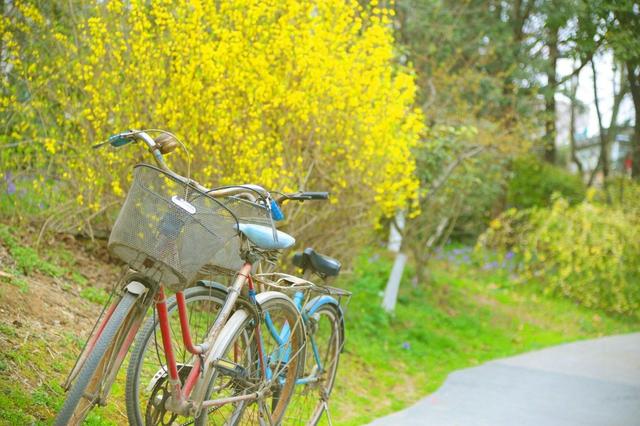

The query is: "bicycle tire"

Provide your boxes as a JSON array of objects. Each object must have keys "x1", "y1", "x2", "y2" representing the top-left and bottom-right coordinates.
[
  {"x1": 195, "y1": 291, "x2": 306, "y2": 426},
  {"x1": 283, "y1": 302, "x2": 343, "y2": 425},
  {"x1": 54, "y1": 291, "x2": 138, "y2": 426}
]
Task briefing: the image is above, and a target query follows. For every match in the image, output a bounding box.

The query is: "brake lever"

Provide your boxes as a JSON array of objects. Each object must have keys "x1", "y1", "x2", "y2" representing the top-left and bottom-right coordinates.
[{"x1": 93, "y1": 130, "x2": 139, "y2": 150}]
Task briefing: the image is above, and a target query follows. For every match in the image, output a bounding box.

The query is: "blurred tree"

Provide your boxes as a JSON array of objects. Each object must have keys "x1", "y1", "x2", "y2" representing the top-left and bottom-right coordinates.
[
  {"x1": 571, "y1": 0, "x2": 640, "y2": 181},
  {"x1": 601, "y1": 0, "x2": 640, "y2": 179},
  {"x1": 507, "y1": 155, "x2": 586, "y2": 209},
  {"x1": 589, "y1": 58, "x2": 628, "y2": 186},
  {"x1": 392, "y1": 0, "x2": 535, "y2": 281},
  {"x1": 567, "y1": 74, "x2": 586, "y2": 174},
  {"x1": 396, "y1": 0, "x2": 603, "y2": 165}
]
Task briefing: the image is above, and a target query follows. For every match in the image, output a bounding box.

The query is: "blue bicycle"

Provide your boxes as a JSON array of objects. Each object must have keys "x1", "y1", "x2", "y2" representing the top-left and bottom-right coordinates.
[
  {"x1": 258, "y1": 247, "x2": 349, "y2": 425},
  {"x1": 126, "y1": 245, "x2": 349, "y2": 426}
]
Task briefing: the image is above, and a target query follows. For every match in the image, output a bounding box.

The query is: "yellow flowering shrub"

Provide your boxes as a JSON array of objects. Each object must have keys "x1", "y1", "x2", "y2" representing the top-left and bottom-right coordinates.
[
  {"x1": 479, "y1": 196, "x2": 640, "y2": 316},
  {"x1": 1, "y1": 1, "x2": 423, "y2": 257}
]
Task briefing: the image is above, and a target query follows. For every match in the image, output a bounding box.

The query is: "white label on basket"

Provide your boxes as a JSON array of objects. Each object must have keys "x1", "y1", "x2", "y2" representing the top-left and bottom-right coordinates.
[{"x1": 171, "y1": 195, "x2": 196, "y2": 214}]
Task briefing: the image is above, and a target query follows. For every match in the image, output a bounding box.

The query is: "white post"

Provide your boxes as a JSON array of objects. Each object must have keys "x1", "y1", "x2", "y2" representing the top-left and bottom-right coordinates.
[{"x1": 382, "y1": 211, "x2": 406, "y2": 313}]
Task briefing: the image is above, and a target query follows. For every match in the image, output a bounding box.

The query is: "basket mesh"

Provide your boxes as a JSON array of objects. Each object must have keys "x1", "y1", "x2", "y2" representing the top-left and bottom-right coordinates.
[{"x1": 108, "y1": 164, "x2": 271, "y2": 289}]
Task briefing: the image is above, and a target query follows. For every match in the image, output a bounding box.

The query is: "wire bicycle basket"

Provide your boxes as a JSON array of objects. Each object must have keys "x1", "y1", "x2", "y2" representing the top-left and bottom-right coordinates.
[{"x1": 108, "y1": 164, "x2": 272, "y2": 290}]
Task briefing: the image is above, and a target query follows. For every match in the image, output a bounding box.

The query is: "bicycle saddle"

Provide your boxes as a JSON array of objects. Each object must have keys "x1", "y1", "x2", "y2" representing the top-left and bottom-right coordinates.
[
  {"x1": 236, "y1": 223, "x2": 295, "y2": 250},
  {"x1": 292, "y1": 248, "x2": 341, "y2": 278}
]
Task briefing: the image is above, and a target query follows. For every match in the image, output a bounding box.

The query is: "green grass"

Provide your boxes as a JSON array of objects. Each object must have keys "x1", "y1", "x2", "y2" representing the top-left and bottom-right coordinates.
[
  {"x1": 79, "y1": 286, "x2": 110, "y2": 305},
  {"x1": 0, "y1": 240, "x2": 637, "y2": 425},
  {"x1": 0, "y1": 224, "x2": 129, "y2": 425},
  {"x1": 0, "y1": 313, "x2": 129, "y2": 425},
  {"x1": 0, "y1": 224, "x2": 66, "y2": 278}
]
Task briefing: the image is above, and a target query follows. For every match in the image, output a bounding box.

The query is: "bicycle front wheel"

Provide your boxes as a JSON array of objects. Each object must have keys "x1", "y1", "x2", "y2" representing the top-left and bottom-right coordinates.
[
  {"x1": 55, "y1": 291, "x2": 139, "y2": 426},
  {"x1": 126, "y1": 284, "x2": 228, "y2": 426},
  {"x1": 282, "y1": 302, "x2": 343, "y2": 425}
]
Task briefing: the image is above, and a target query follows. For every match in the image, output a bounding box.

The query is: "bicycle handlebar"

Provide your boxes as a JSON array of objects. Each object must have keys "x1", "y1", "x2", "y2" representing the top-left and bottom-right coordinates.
[
  {"x1": 291, "y1": 192, "x2": 329, "y2": 201},
  {"x1": 99, "y1": 130, "x2": 272, "y2": 200},
  {"x1": 98, "y1": 130, "x2": 328, "y2": 222}
]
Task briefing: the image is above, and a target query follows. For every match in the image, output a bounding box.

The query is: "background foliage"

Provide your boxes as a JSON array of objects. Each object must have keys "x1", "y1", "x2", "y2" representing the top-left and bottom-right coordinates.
[
  {"x1": 480, "y1": 187, "x2": 640, "y2": 316},
  {"x1": 0, "y1": 1, "x2": 639, "y2": 424},
  {"x1": 507, "y1": 155, "x2": 586, "y2": 209},
  {"x1": 0, "y1": 0, "x2": 423, "y2": 260}
]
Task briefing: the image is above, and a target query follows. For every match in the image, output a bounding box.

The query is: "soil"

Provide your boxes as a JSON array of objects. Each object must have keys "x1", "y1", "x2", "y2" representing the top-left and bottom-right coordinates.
[
  {"x1": 0, "y1": 234, "x2": 124, "y2": 401},
  {"x1": 0, "y1": 236, "x2": 120, "y2": 335}
]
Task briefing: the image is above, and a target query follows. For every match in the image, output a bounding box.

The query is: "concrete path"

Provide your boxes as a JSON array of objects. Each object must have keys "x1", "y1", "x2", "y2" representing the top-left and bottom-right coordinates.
[{"x1": 369, "y1": 333, "x2": 640, "y2": 426}]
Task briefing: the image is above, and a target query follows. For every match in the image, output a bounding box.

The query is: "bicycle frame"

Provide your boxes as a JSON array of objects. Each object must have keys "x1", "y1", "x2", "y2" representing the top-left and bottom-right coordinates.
[
  {"x1": 64, "y1": 262, "x2": 265, "y2": 418},
  {"x1": 157, "y1": 262, "x2": 266, "y2": 415},
  {"x1": 66, "y1": 265, "x2": 337, "y2": 422}
]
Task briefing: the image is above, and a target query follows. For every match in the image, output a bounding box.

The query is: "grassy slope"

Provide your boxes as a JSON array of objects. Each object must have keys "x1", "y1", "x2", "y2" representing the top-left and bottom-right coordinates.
[{"x1": 0, "y1": 229, "x2": 637, "y2": 425}]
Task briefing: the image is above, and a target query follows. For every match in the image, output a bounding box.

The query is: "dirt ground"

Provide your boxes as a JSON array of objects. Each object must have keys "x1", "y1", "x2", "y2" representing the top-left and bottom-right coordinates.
[
  {"x1": 0, "y1": 236, "x2": 120, "y2": 336},
  {"x1": 0, "y1": 233, "x2": 126, "y2": 424}
]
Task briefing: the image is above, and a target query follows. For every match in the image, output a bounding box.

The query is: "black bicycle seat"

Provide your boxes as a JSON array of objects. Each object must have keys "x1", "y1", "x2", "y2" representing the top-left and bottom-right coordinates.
[{"x1": 292, "y1": 248, "x2": 341, "y2": 278}]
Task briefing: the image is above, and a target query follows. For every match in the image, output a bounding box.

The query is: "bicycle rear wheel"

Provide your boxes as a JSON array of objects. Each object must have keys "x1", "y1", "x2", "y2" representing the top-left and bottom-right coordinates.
[
  {"x1": 282, "y1": 302, "x2": 343, "y2": 425},
  {"x1": 55, "y1": 291, "x2": 139, "y2": 426}
]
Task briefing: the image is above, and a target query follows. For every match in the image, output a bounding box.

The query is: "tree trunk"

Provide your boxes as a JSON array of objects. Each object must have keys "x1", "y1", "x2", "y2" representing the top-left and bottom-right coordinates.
[
  {"x1": 569, "y1": 76, "x2": 584, "y2": 175},
  {"x1": 591, "y1": 59, "x2": 628, "y2": 187},
  {"x1": 544, "y1": 23, "x2": 559, "y2": 163},
  {"x1": 627, "y1": 62, "x2": 640, "y2": 180}
]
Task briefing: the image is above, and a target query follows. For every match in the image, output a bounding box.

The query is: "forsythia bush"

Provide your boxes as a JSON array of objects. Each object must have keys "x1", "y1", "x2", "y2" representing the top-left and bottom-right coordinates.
[
  {"x1": 1, "y1": 1, "x2": 423, "y2": 256},
  {"x1": 479, "y1": 193, "x2": 640, "y2": 316}
]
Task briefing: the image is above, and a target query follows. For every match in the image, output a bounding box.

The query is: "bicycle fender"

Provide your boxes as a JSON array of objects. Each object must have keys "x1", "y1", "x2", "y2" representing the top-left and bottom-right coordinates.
[
  {"x1": 125, "y1": 281, "x2": 148, "y2": 296},
  {"x1": 255, "y1": 290, "x2": 296, "y2": 307},
  {"x1": 304, "y1": 295, "x2": 339, "y2": 316},
  {"x1": 196, "y1": 280, "x2": 229, "y2": 294}
]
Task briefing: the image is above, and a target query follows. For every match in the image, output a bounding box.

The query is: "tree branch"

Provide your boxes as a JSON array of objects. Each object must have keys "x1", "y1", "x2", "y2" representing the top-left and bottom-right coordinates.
[
  {"x1": 553, "y1": 37, "x2": 603, "y2": 88},
  {"x1": 569, "y1": 74, "x2": 584, "y2": 175},
  {"x1": 425, "y1": 145, "x2": 485, "y2": 200}
]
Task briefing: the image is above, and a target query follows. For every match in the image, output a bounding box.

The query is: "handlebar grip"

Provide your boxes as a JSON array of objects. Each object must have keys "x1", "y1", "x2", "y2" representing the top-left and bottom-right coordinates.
[
  {"x1": 108, "y1": 132, "x2": 136, "y2": 148},
  {"x1": 292, "y1": 192, "x2": 329, "y2": 201}
]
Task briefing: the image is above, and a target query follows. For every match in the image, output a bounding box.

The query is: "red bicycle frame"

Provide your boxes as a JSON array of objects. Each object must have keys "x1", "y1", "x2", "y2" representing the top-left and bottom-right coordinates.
[
  {"x1": 152, "y1": 261, "x2": 267, "y2": 414},
  {"x1": 67, "y1": 261, "x2": 266, "y2": 416}
]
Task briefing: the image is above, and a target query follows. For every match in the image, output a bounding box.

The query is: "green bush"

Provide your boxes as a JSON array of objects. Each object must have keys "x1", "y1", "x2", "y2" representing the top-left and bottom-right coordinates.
[
  {"x1": 507, "y1": 155, "x2": 585, "y2": 209},
  {"x1": 479, "y1": 194, "x2": 640, "y2": 316},
  {"x1": 600, "y1": 177, "x2": 640, "y2": 217}
]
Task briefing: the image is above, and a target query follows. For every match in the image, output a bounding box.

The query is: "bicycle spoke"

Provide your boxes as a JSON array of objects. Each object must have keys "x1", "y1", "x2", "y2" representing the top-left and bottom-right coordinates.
[{"x1": 283, "y1": 303, "x2": 342, "y2": 425}]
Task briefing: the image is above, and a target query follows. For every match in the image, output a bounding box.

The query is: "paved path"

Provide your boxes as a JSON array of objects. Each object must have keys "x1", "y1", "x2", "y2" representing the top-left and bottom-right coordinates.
[{"x1": 369, "y1": 333, "x2": 640, "y2": 426}]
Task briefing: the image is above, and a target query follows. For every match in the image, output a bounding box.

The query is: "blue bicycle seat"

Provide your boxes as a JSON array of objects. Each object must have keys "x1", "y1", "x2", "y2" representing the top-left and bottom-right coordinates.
[{"x1": 236, "y1": 223, "x2": 295, "y2": 250}]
